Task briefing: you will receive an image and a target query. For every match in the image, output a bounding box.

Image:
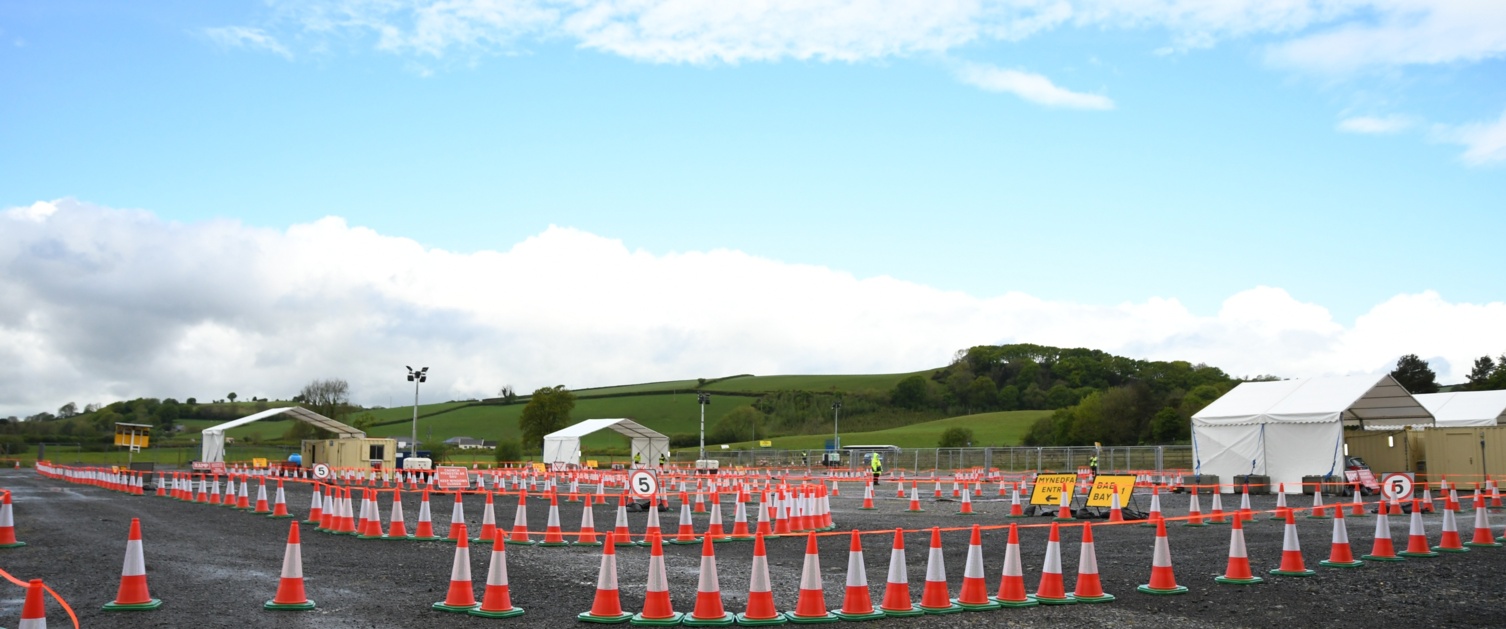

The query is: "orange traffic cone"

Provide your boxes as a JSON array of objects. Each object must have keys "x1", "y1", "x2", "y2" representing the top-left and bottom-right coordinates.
[
  {"x1": 1269, "y1": 484, "x2": 1288, "y2": 520},
  {"x1": 730, "y1": 498, "x2": 755, "y2": 541},
  {"x1": 1208, "y1": 490, "x2": 1227, "y2": 524},
  {"x1": 1008, "y1": 482, "x2": 1026, "y2": 518},
  {"x1": 918, "y1": 528, "x2": 963, "y2": 613},
  {"x1": 265, "y1": 521, "x2": 316, "y2": 610},
  {"x1": 414, "y1": 490, "x2": 440, "y2": 540},
  {"x1": 860, "y1": 483, "x2": 876, "y2": 510},
  {"x1": 705, "y1": 494, "x2": 728, "y2": 542},
  {"x1": 1466, "y1": 494, "x2": 1502, "y2": 548},
  {"x1": 385, "y1": 488, "x2": 411, "y2": 539},
  {"x1": 475, "y1": 491, "x2": 498, "y2": 543},
  {"x1": 575, "y1": 498, "x2": 602, "y2": 547},
  {"x1": 1361, "y1": 499, "x2": 1403, "y2": 561},
  {"x1": 1239, "y1": 484, "x2": 1255, "y2": 523},
  {"x1": 1398, "y1": 498, "x2": 1439, "y2": 558},
  {"x1": 1108, "y1": 487, "x2": 1125, "y2": 523},
  {"x1": 433, "y1": 523, "x2": 480, "y2": 612},
  {"x1": 1349, "y1": 485, "x2": 1369, "y2": 517},
  {"x1": 1140, "y1": 486, "x2": 1163, "y2": 527},
  {"x1": 1183, "y1": 492, "x2": 1206, "y2": 527},
  {"x1": 0, "y1": 491, "x2": 26, "y2": 547},
  {"x1": 103, "y1": 518, "x2": 163, "y2": 610},
  {"x1": 1033, "y1": 523, "x2": 1075, "y2": 604},
  {"x1": 670, "y1": 496, "x2": 700, "y2": 545},
  {"x1": 613, "y1": 494, "x2": 635, "y2": 545},
  {"x1": 1072, "y1": 522, "x2": 1114, "y2": 602},
  {"x1": 907, "y1": 483, "x2": 923, "y2": 513},
  {"x1": 20, "y1": 579, "x2": 48, "y2": 626},
  {"x1": 1433, "y1": 501, "x2": 1469, "y2": 553},
  {"x1": 785, "y1": 532, "x2": 837, "y2": 622},
  {"x1": 506, "y1": 490, "x2": 534, "y2": 546},
  {"x1": 541, "y1": 493, "x2": 569, "y2": 546},
  {"x1": 267, "y1": 480, "x2": 293, "y2": 519},
  {"x1": 1215, "y1": 515, "x2": 1264, "y2": 584},
  {"x1": 953, "y1": 524, "x2": 1000, "y2": 610},
  {"x1": 447, "y1": 492, "x2": 467, "y2": 542},
  {"x1": 684, "y1": 535, "x2": 735, "y2": 625},
  {"x1": 1307, "y1": 487, "x2": 1329, "y2": 519},
  {"x1": 1269, "y1": 509, "x2": 1315, "y2": 576},
  {"x1": 632, "y1": 532, "x2": 683, "y2": 625},
  {"x1": 1136, "y1": 520, "x2": 1188, "y2": 595},
  {"x1": 878, "y1": 529, "x2": 922, "y2": 617},
  {"x1": 470, "y1": 530, "x2": 524, "y2": 618},
  {"x1": 737, "y1": 533, "x2": 788, "y2": 625},
  {"x1": 578, "y1": 533, "x2": 634, "y2": 623},
  {"x1": 993, "y1": 522, "x2": 1037, "y2": 607},
  {"x1": 253, "y1": 478, "x2": 271, "y2": 514},
  {"x1": 958, "y1": 487, "x2": 975, "y2": 515},
  {"x1": 1319, "y1": 505, "x2": 1364, "y2": 567},
  {"x1": 833, "y1": 530, "x2": 884, "y2": 620}
]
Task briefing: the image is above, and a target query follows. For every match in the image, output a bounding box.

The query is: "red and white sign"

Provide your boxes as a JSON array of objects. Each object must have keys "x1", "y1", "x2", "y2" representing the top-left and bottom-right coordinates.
[
  {"x1": 311, "y1": 463, "x2": 332, "y2": 480},
  {"x1": 629, "y1": 469, "x2": 658, "y2": 498},
  {"x1": 1380, "y1": 472, "x2": 1414, "y2": 501},
  {"x1": 1343, "y1": 468, "x2": 1380, "y2": 492},
  {"x1": 191, "y1": 461, "x2": 227, "y2": 475},
  {"x1": 435, "y1": 466, "x2": 470, "y2": 491}
]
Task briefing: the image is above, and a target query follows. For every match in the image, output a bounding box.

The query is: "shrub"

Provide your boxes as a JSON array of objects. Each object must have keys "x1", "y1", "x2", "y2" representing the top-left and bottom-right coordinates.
[
  {"x1": 938, "y1": 427, "x2": 975, "y2": 448},
  {"x1": 494, "y1": 440, "x2": 522, "y2": 462}
]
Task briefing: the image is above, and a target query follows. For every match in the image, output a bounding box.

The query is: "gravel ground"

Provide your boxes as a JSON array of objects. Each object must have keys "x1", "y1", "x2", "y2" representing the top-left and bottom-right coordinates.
[{"x1": 3, "y1": 470, "x2": 1504, "y2": 628}]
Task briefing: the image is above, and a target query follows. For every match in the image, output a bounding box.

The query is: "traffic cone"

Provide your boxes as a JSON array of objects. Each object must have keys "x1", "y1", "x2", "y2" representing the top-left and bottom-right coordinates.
[
  {"x1": 578, "y1": 533, "x2": 634, "y2": 623},
  {"x1": 1420, "y1": 486, "x2": 1435, "y2": 513},
  {"x1": 1215, "y1": 516, "x2": 1264, "y2": 584},
  {"x1": 1466, "y1": 494, "x2": 1501, "y2": 547},
  {"x1": 670, "y1": 498, "x2": 700, "y2": 545},
  {"x1": 705, "y1": 494, "x2": 728, "y2": 542},
  {"x1": 631, "y1": 532, "x2": 683, "y2": 625},
  {"x1": 1136, "y1": 520, "x2": 1188, "y2": 595},
  {"x1": 102, "y1": 518, "x2": 163, "y2": 610},
  {"x1": 504, "y1": 490, "x2": 535, "y2": 545},
  {"x1": 784, "y1": 532, "x2": 837, "y2": 622},
  {"x1": 878, "y1": 529, "x2": 922, "y2": 616},
  {"x1": 1270, "y1": 484, "x2": 1288, "y2": 520},
  {"x1": 474, "y1": 491, "x2": 497, "y2": 543},
  {"x1": 253, "y1": 478, "x2": 271, "y2": 514},
  {"x1": 1349, "y1": 485, "x2": 1369, "y2": 517},
  {"x1": 1032, "y1": 523, "x2": 1075, "y2": 604},
  {"x1": 694, "y1": 486, "x2": 707, "y2": 514},
  {"x1": 447, "y1": 492, "x2": 467, "y2": 542},
  {"x1": 1361, "y1": 499, "x2": 1404, "y2": 561},
  {"x1": 934, "y1": 480, "x2": 943, "y2": 499},
  {"x1": 954, "y1": 524, "x2": 1000, "y2": 610},
  {"x1": 730, "y1": 498, "x2": 755, "y2": 541},
  {"x1": 1433, "y1": 502, "x2": 1469, "y2": 553},
  {"x1": 684, "y1": 535, "x2": 735, "y2": 625},
  {"x1": 576, "y1": 498, "x2": 602, "y2": 546},
  {"x1": 1108, "y1": 487, "x2": 1124, "y2": 523},
  {"x1": 470, "y1": 530, "x2": 524, "y2": 618},
  {"x1": 1319, "y1": 506, "x2": 1364, "y2": 567},
  {"x1": 236, "y1": 476, "x2": 252, "y2": 509},
  {"x1": 1183, "y1": 492, "x2": 1207, "y2": 527},
  {"x1": 831, "y1": 529, "x2": 885, "y2": 619},
  {"x1": 1307, "y1": 487, "x2": 1329, "y2": 519},
  {"x1": 432, "y1": 523, "x2": 480, "y2": 612},
  {"x1": 386, "y1": 488, "x2": 411, "y2": 539},
  {"x1": 860, "y1": 483, "x2": 876, "y2": 510},
  {"x1": 1072, "y1": 522, "x2": 1115, "y2": 602},
  {"x1": 264, "y1": 521, "x2": 316, "y2": 610},
  {"x1": 268, "y1": 480, "x2": 293, "y2": 519},
  {"x1": 1398, "y1": 498, "x2": 1440, "y2": 558},
  {"x1": 993, "y1": 523, "x2": 1037, "y2": 607},
  {"x1": 755, "y1": 491, "x2": 776, "y2": 539},
  {"x1": 1140, "y1": 486, "x2": 1162, "y2": 527},
  {"x1": 1239, "y1": 484, "x2": 1255, "y2": 523},
  {"x1": 411, "y1": 490, "x2": 438, "y2": 540},
  {"x1": 1269, "y1": 509, "x2": 1316, "y2": 576},
  {"x1": 0, "y1": 491, "x2": 26, "y2": 547},
  {"x1": 918, "y1": 528, "x2": 963, "y2": 613},
  {"x1": 1007, "y1": 482, "x2": 1026, "y2": 518},
  {"x1": 1054, "y1": 482, "x2": 1075, "y2": 522},
  {"x1": 907, "y1": 484, "x2": 923, "y2": 513},
  {"x1": 358, "y1": 489, "x2": 384, "y2": 539},
  {"x1": 1209, "y1": 490, "x2": 1227, "y2": 524},
  {"x1": 317, "y1": 490, "x2": 335, "y2": 532},
  {"x1": 737, "y1": 533, "x2": 788, "y2": 625},
  {"x1": 958, "y1": 486, "x2": 975, "y2": 515},
  {"x1": 19, "y1": 579, "x2": 48, "y2": 626}
]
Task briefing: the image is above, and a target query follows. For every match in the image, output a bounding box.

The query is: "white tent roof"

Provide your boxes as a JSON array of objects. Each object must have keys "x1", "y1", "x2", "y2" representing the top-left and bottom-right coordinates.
[
  {"x1": 545, "y1": 418, "x2": 663, "y2": 440},
  {"x1": 542, "y1": 418, "x2": 669, "y2": 467},
  {"x1": 1192, "y1": 374, "x2": 1433, "y2": 428},
  {"x1": 1414, "y1": 391, "x2": 1506, "y2": 427},
  {"x1": 200, "y1": 406, "x2": 364, "y2": 463}
]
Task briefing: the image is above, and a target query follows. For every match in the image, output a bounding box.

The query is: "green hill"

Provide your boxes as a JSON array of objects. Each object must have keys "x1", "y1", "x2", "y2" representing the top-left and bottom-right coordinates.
[{"x1": 721, "y1": 410, "x2": 1048, "y2": 450}]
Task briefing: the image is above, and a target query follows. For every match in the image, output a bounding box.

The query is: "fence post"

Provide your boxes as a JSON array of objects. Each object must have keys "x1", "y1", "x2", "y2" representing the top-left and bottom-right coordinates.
[{"x1": 1155, "y1": 446, "x2": 1164, "y2": 475}]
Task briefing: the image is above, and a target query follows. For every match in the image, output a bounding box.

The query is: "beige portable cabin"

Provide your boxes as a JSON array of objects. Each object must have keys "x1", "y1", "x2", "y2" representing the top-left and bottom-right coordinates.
[{"x1": 302, "y1": 437, "x2": 398, "y2": 470}]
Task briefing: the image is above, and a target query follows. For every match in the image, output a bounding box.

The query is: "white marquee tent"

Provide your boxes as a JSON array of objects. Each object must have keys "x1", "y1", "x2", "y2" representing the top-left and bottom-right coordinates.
[
  {"x1": 200, "y1": 406, "x2": 365, "y2": 463},
  {"x1": 1414, "y1": 391, "x2": 1506, "y2": 427},
  {"x1": 1191, "y1": 374, "x2": 1433, "y2": 493},
  {"x1": 542, "y1": 418, "x2": 669, "y2": 467}
]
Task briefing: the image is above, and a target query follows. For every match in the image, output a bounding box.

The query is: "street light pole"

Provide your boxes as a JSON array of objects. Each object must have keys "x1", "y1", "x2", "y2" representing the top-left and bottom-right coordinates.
[
  {"x1": 406, "y1": 366, "x2": 428, "y2": 461},
  {"x1": 697, "y1": 392, "x2": 711, "y2": 462},
  {"x1": 832, "y1": 398, "x2": 843, "y2": 454}
]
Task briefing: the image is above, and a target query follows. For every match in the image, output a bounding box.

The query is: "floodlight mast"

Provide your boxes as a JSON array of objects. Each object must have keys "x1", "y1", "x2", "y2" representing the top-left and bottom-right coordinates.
[
  {"x1": 406, "y1": 366, "x2": 428, "y2": 460},
  {"x1": 831, "y1": 398, "x2": 843, "y2": 464},
  {"x1": 697, "y1": 392, "x2": 711, "y2": 462}
]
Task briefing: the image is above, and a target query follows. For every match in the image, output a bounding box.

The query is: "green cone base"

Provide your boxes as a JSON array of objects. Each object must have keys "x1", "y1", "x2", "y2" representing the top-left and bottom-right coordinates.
[
  {"x1": 666, "y1": 538, "x2": 702, "y2": 545},
  {"x1": 991, "y1": 597, "x2": 1039, "y2": 608},
  {"x1": 1433, "y1": 546, "x2": 1469, "y2": 553},
  {"x1": 953, "y1": 599, "x2": 1002, "y2": 611},
  {"x1": 470, "y1": 607, "x2": 525, "y2": 618},
  {"x1": 102, "y1": 598, "x2": 163, "y2": 611},
  {"x1": 918, "y1": 602, "x2": 963, "y2": 614},
  {"x1": 858, "y1": 507, "x2": 878, "y2": 511},
  {"x1": 734, "y1": 612, "x2": 791, "y2": 625},
  {"x1": 1464, "y1": 541, "x2": 1503, "y2": 548},
  {"x1": 1032, "y1": 594, "x2": 1075, "y2": 605},
  {"x1": 1215, "y1": 576, "x2": 1264, "y2": 584},
  {"x1": 784, "y1": 610, "x2": 840, "y2": 623},
  {"x1": 730, "y1": 535, "x2": 756, "y2": 541},
  {"x1": 538, "y1": 541, "x2": 571, "y2": 547},
  {"x1": 356, "y1": 534, "x2": 385, "y2": 539},
  {"x1": 264, "y1": 600, "x2": 316, "y2": 610},
  {"x1": 573, "y1": 541, "x2": 605, "y2": 547},
  {"x1": 1182, "y1": 523, "x2": 1209, "y2": 527},
  {"x1": 1073, "y1": 593, "x2": 1116, "y2": 603},
  {"x1": 1360, "y1": 554, "x2": 1405, "y2": 562},
  {"x1": 832, "y1": 609, "x2": 887, "y2": 620},
  {"x1": 1319, "y1": 560, "x2": 1365, "y2": 568},
  {"x1": 681, "y1": 611, "x2": 736, "y2": 625},
  {"x1": 433, "y1": 602, "x2": 480, "y2": 613},
  {"x1": 630, "y1": 611, "x2": 684, "y2": 625},
  {"x1": 412, "y1": 535, "x2": 443, "y2": 541},
  {"x1": 1398, "y1": 551, "x2": 1439, "y2": 558},
  {"x1": 385, "y1": 535, "x2": 415, "y2": 541},
  {"x1": 1005, "y1": 514, "x2": 1030, "y2": 519},
  {"x1": 1136, "y1": 585, "x2": 1188, "y2": 595},
  {"x1": 0, "y1": 541, "x2": 26, "y2": 548},
  {"x1": 1269, "y1": 569, "x2": 1316, "y2": 576},
  {"x1": 503, "y1": 539, "x2": 536, "y2": 546},
  {"x1": 907, "y1": 509, "x2": 925, "y2": 513},
  {"x1": 577, "y1": 611, "x2": 634, "y2": 623},
  {"x1": 878, "y1": 606, "x2": 925, "y2": 617},
  {"x1": 267, "y1": 514, "x2": 295, "y2": 519},
  {"x1": 1053, "y1": 517, "x2": 1076, "y2": 523}
]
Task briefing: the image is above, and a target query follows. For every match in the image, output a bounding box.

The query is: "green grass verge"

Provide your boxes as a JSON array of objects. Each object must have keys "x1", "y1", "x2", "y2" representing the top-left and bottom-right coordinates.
[
  {"x1": 702, "y1": 371, "x2": 931, "y2": 393},
  {"x1": 722, "y1": 410, "x2": 1050, "y2": 450}
]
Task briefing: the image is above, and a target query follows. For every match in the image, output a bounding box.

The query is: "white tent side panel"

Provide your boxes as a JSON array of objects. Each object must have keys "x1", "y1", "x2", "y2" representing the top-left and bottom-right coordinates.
[
  {"x1": 201, "y1": 432, "x2": 226, "y2": 463},
  {"x1": 543, "y1": 436, "x2": 581, "y2": 466},
  {"x1": 1263, "y1": 422, "x2": 1345, "y2": 491},
  {"x1": 1192, "y1": 423, "x2": 1263, "y2": 490}
]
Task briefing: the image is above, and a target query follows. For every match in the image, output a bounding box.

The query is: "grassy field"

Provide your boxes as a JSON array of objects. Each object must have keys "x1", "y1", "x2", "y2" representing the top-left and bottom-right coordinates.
[
  {"x1": 568, "y1": 379, "x2": 703, "y2": 397},
  {"x1": 722, "y1": 410, "x2": 1049, "y2": 450},
  {"x1": 703, "y1": 371, "x2": 931, "y2": 393}
]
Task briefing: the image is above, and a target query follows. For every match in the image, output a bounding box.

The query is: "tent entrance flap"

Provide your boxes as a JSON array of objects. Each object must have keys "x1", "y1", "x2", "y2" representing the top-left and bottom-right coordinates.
[{"x1": 542, "y1": 418, "x2": 670, "y2": 467}]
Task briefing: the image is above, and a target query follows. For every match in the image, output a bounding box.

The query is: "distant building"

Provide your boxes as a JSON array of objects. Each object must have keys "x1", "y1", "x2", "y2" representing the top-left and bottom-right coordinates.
[
  {"x1": 394, "y1": 437, "x2": 425, "y2": 450},
  {"x1": 444, "y1": 436, "x2": 495, "y2": 450}
]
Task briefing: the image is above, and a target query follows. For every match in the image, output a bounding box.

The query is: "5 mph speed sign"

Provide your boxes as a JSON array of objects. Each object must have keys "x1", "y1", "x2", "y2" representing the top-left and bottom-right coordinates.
[
  {"x1": 629, "y1": 470, "x2": 658, "y2": 498},
  {"x1": 1381, "y1": 472, "x2": 1414, "y2": 501}
]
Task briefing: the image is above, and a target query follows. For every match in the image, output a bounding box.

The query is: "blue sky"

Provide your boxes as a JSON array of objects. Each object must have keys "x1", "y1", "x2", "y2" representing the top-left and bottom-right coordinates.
[{"x1": 1, "y1": 1, "x2": 1504, "y2": 415}]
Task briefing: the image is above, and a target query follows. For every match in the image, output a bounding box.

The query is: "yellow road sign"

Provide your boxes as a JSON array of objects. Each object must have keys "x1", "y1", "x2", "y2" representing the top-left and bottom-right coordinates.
[
  {"x1": 1029, "y1": 473, "x2": 1079, "y2": 506},
  {"x1": 758, "y1": 440, "x2": 773, "y2": 448},
  {"x1": 586, "y1": 460, "x2": 598, "y2": 469},
  {"x1": 252, "y1": 458, "x2": 268, "y2": 468},
  {"x1": 1085, "y1": 475, "x2": 1137, "y2": 508}
]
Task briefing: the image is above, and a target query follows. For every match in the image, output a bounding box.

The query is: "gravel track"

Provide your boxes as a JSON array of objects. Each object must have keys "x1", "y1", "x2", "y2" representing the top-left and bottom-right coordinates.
[{"x1": 2, "y1": 470, "x2": 1504, "y2": 628}]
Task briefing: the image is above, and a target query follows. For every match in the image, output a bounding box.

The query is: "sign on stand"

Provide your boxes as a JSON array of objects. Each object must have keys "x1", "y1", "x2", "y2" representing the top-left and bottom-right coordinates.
[
  {"x1": 435, "y1": 466, "x2": 470, "y2": 491},
  {"x1": 629, "y1": 469, "x2": 659, "y2": 499},
  {"x1": 192, "y1": 461, "x2": 227, "y2": 476},
  {"x1": 1085, "y1": 475, "x2": 1137, "y2": 508},
  {"x1": 1029, "y1": 473, "x2": 1079, "y2": 506},
  {"x1": 311, "y1": 463, "x2": 332, "y2": 480},
  {"x1": 1381, "y1": 472, "x2": 1414, "y2": 501}
]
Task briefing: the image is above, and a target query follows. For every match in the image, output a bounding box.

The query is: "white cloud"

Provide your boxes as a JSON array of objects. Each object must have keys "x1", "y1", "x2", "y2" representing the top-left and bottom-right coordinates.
[
  {"x1": 1267, "y1": 1, "x2": 1506, "y2": 72},
  {"x1": 1337, "y1": 114, "x2": 1414, "y2": 134},
  {"x1": 203, "y1": 26, "x2": 293, "y2": 59},
  {"x1": 1437, "y1": 107, "x2": 1506, "y2": 165},
  {"x1": 953, "y1": 62, "x2": 1113, "y2": 110},
  {"x1": 3, "y1": 199, "x2": 1504, "y2": 418}
]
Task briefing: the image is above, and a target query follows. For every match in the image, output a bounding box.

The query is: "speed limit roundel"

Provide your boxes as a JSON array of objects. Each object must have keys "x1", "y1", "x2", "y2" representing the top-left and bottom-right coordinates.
[
  {"x1": 1381, "y1": 472, "x2": 1413, "y2": 501},
  {"x1": 629, "y1": 470, "x2": 658, "y2": 498},
  {"x1": 312, "y1": 463, "x2": 332, "y2": 480}
]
